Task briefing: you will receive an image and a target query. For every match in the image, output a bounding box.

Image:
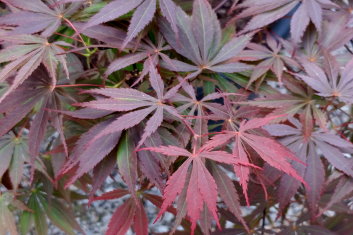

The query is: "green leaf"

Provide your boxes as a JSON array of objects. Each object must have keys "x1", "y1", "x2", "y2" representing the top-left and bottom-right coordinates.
[
  {"x1": 8, "y1": 139, "x2": 27, "y2": 190},
  {"x1": 203, "y1": 80, "x2": 215, "y2": 95},
  {"x1": 0, "y1": 195, "x2": 18, "y2": 235},
  {"x1": 27, "y1": 194, "x2": 48, "y2": 235},
  {"x1": 19, "y1": 211, "x2": 33, "y2": 235},
  {"x1": 37, "y1": 195, "x2": 81, "y2": 235}
]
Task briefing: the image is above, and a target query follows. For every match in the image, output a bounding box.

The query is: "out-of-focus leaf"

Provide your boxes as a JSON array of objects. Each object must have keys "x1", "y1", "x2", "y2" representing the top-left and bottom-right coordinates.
[
  {"x1": 37, "y1": 194, "x2": 82, "y2": 235},
  {"x1": 0, "y1": 194, "x2": 18, "y2": 235}
]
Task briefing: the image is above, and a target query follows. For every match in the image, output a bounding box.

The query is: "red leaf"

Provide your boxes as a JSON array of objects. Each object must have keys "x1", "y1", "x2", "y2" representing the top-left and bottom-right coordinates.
[
  {"x1": 304, "y1": 142, "x2": 325, "y2": 219},
  {"x1": 106, "y1": 198, "x2": 136, "y2": 235},
  {"x1": 211, "y1": 163, "x2": 249, "y2": 232},
  {"x1": 91, "y1": 189, "x2": 129, "y2": 202},
  {"x1": 133, "y1": 200, "x2": 149, "y2": 235},
  {"x1": 144, "y1": 142, "x2": 250, "y2": 234}
]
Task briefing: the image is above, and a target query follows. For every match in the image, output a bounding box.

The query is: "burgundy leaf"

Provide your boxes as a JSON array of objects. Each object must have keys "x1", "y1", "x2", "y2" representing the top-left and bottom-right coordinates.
[
  {"x1": 84, "y1": 0, "x2": 143, "y2": 29},
  {"x1": 133, "y1": 200, "x2": 149, "y2": 235},
  {"x1": 106, "y1": 198, "x2": 136, "y2": 235}
]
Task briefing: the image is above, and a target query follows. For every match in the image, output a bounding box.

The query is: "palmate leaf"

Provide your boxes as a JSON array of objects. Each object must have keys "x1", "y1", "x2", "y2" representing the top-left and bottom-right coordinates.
[
  {"x1": 106, "y1": 36, "x2": 170, "y2": 85},
  {"x1": 79, "y1": 23, "x2": 171, "y2": 84},
  {"x1": 320, "y1": 175, "x2": 353, "y2": 214},
  {"x1": 237, "y1": 0, "x2": 337, "y2": 42},
  {"x1": 77, "y1": 64, "x2": 184, "y2": 149},
  {"x1": 59, "y1": 118, "x2": 122, "y2": 187},
  {"x1": 0, "y1": 67, "x2": 70, "y2": 164},
  {"x1": 240, "y1": 35, "x2": 300, "y2": 85},
  {"x1": 203, "y1": 115, "x2": 306, "y2": 205},
  {"x1": 170, "y1": 79, "x2": 229, "y2": 147},
  {"x1": 83, "y1": 0, "x2": 179, "y2": 50},
  {"x1": 0, "y1": 133, "x2": 28, "y2": 190},
  {"x1": 0, "y1": 0, "x2": 81, "y2": 36},
  {"x1": 139, "y1": 144, "x2": 250, "y2": 234},
  {"x1": 22, "y1": 187, "x2": 82, "y2": 235},
  {"x1": 159, "y1": 0, "x2": 253, "y2": 76},
  {"x1": 295, "y1": 54, "x2": 353, "y2": 103},
  {"x1": 265, "y1": 118, "x2": 353, "y2": 217},
  {"x1": 0, "y1": 193, "x2": 18, "y2": 235},
  {"x1": 91, "y1": 189, "x2": 149, "y2": 235},
  {"x1": 0, "y1": 133, "x2": 52, "y2": 191},
  {"x1": 0, "y1": 34, "x2": 69, "y2": 103},
  {"x1": 242, "y1": 75, "x2": 327, "y2": 130}
]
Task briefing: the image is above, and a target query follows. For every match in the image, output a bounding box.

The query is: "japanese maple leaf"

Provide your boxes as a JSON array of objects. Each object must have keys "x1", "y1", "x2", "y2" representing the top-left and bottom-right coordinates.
[
  {"x1": 280, "y1": 31, "x2": 322, "y2": 66},
  {"x1": 319, "y1": 175, "x2": 353, "y2": 216},
  {"x1": 171, "y1": 80, "x2": 228, "y2": 118},
  {"x1": 240, "y1": 34, "x2": 300, "y2": 85},
  {"x1": 79, "y1": 24, "x2": 171, "y2": 84},
  {"x1": 0, "y1": 133, "x2": 50, "y2": 190},
  {"x1": 83, "y1": 0, "x2": 178, "y2": 49},
  {"x1": 203, "y1": 115, "x2": 306, "y2": 205},
  {"x1": 139, "y1": 144, "x2": 249, "y2": 234},
  {"x1": 23, "y1": 186, "x2": 83, "y2": 235},
  {"x1": 59, "y1": 108, "x2": 177, "y2": 192},
  {"x1": 265, "y1": 118, "x2": 353, "y2": 217},
  {"x1": 0, "y1": 67, "x2": 69, "y2": 162},
  {"x1": 105, "y1": 35, "x2": 171, "y2": 85},
  {"x1": 90, "y1": 189, "x2": 177, "y2": 235},
  {"x1": 0, "y1": 193, "x2": 19, "y2": 234},
  {"x1": 170, "y1": 79, "x2": 229, "y2": 147},
  {"x1": 0, "y1": 0, "x2": 81, "y2": 36},
  {"x1": 282, "y1": 17, "x2": 353, "y2": 62},
  {"x1": 243, "y1": 75, "x2": 327, "y2": 131},
  {"x1": 59, "y1": 118, "x2": 122, "y2": 187},
  {"x1": 295, "y1": 53, "x2": 353, "y2": 103},
  {"x1": 90, "y1": 189, "x2": 147, "y2": 235},
  {"x1": 236, "y1": 0, "x2": 337, "y2": 42},
  {"x1": 323, "y1": 0, "x2": 353, "y2": 26},
  {"x1": 159, "y1": 0, "x2": 253, "y2": 76},
  {"x1": 319, "y1": 16, "x2": 353, "y2": 51},
  {"x1": 0, "y1": 34, "x2": 69, "y2": 103},
  {"x1": 137, "y1": 127, "x2": 181, "y2": 191},
  {"x1": 77, "y1": 62, "x2": 183, "y2": 148}
]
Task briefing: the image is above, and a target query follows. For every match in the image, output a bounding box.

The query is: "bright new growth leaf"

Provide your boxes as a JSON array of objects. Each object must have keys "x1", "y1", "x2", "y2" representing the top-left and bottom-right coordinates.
[
  {"x1": 203, "y1": 114, "x2": 306, "y2": 206},
  {"x1": 139, "y1": 143, "x2": 250, "y2": 234}
]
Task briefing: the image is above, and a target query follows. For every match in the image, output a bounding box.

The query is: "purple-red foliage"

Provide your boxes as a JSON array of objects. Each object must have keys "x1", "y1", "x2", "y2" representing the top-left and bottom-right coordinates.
[{"x1": 0, "y1": 0, "x2": 353, "y2": 234}]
